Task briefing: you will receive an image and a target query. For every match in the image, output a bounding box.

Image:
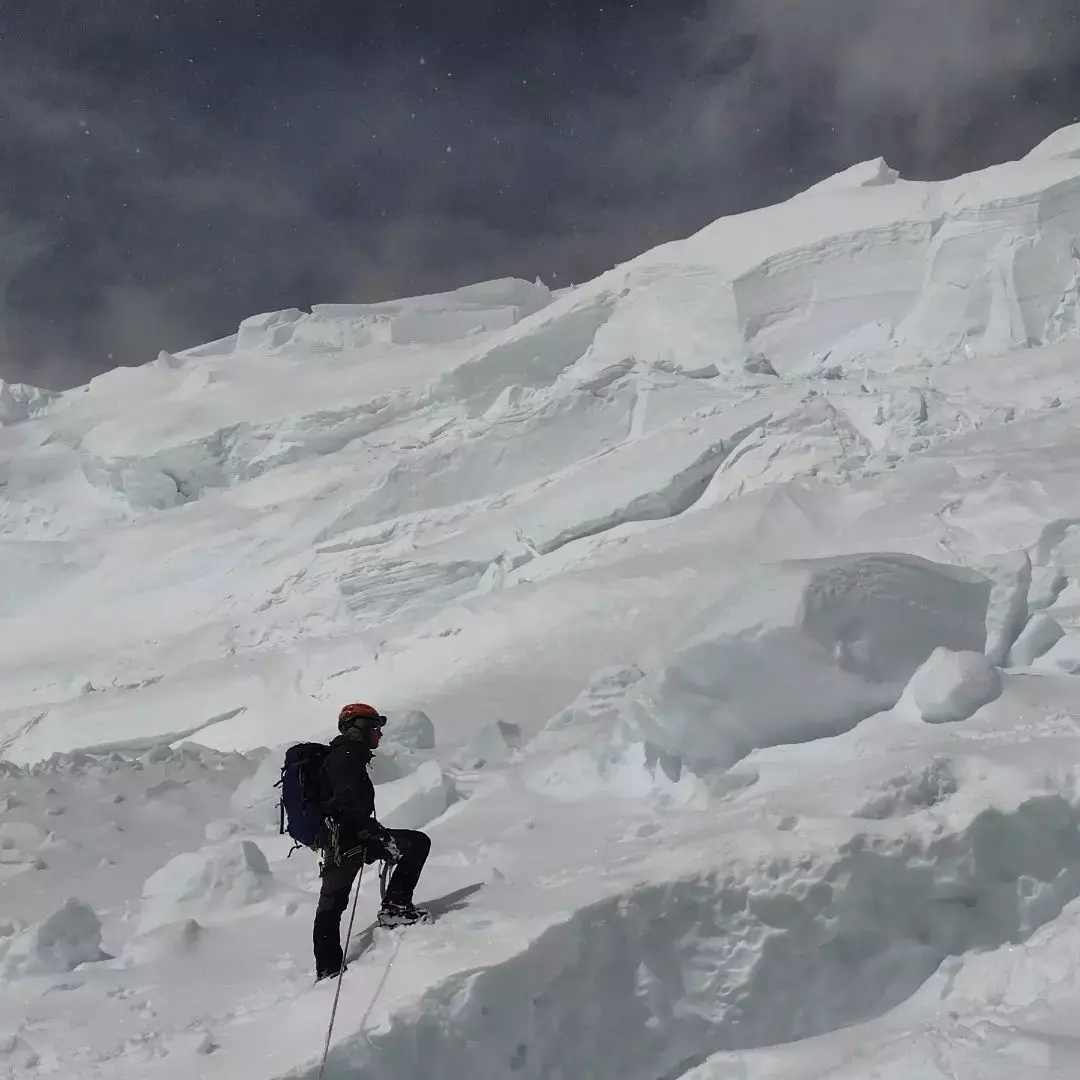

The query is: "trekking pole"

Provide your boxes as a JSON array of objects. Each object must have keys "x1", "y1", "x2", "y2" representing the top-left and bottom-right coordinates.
[{"x1": 317, "y1": 860, "x2": 365, "y2": 1080}]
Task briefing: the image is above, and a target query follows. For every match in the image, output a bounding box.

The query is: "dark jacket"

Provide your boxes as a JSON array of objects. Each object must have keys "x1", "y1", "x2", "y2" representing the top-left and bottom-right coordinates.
[{"x1": 320, "y1": 734, "x2": 379, "y2": 844}]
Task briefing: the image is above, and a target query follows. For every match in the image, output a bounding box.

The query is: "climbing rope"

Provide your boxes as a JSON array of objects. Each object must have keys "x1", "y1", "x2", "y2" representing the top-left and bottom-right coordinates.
[
  {"x1": 357, "y1": 928, "x2": 403, "y2": 1033},
  {"x1": 316, "y1": 856, "x2": 397, "y2": 1080},
  {"x1": 317, "y1": 861, "x2": 364, "y2": 1080}
]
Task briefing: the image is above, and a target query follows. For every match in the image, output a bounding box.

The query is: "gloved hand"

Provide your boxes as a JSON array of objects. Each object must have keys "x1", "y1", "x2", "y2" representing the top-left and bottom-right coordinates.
[
  {"x1": 358, "y1": 822, "x2": 400, "y2": 863},
  {"x1": 379, "y1": 828, "x2": 401, "y2": 863}
]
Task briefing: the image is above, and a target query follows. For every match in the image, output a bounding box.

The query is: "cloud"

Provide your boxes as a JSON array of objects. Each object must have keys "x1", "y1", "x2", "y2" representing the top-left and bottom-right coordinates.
[
  {"x1": 0, "y1": 52, "x2": 345, "y2": 386},
  {"x1": 678, "y1": 0, "x2": 1080, "y2": 166},
  {"x1": 2, "y1": 2, "x2": 1079, "y2": 390},
  {"x1": 1, "y1": 29, "x2": 661, "y2": 388}
]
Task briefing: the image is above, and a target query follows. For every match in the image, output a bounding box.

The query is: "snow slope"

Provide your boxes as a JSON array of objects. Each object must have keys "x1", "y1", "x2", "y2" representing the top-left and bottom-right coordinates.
[{"x1": 7, "y1": 129, "x2": 1080, "y2": 1078}]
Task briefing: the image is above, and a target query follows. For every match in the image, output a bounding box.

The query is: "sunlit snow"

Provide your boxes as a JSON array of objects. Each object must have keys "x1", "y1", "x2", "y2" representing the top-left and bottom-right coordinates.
[{"x1": 7, "y1": 127, "x2": 1080, "y2": 1078}]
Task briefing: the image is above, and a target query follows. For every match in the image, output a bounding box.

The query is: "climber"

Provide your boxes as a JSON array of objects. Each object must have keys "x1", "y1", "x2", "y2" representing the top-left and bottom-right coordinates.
[{"x1": 312, "y1": 702, "x2": 431, "y2": 981}]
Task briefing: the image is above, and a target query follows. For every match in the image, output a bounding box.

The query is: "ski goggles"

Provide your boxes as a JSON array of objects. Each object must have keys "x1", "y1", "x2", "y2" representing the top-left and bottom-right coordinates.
[{"x1": 358, "y1": 713, "x2": 388, "y2": 729}]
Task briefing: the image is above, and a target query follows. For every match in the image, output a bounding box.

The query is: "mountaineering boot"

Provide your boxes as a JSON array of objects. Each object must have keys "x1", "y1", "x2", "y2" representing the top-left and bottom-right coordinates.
[
  {"x1": 377, "y1": 899, "x2": 431, "y2": 927},
  {"x1": 315, "y1": 962, "x2": 348, "y2": 983}
]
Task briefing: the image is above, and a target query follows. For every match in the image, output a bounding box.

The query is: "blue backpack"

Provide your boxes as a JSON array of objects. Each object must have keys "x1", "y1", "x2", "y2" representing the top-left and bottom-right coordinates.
[{"x1": 277, "y1": 742, "x2": 331, "y2": 853}]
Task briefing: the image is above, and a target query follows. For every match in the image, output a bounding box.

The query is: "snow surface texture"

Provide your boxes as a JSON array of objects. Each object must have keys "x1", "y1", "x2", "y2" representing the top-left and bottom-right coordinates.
[{"x1": 9, "y1": 130, "x2": 1080, "y2": 1078}]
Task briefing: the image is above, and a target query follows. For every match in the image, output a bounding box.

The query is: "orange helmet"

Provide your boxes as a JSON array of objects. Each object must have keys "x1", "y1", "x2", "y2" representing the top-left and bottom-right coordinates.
[{"x1": 337, "y1": 702, "x2": 387, "y2": 734}]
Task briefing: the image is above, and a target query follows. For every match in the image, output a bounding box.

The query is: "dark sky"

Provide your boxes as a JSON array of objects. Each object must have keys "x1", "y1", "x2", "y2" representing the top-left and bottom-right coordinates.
[{"x1": 3, "y1": 0, "x2": 1080, "y2": 389}]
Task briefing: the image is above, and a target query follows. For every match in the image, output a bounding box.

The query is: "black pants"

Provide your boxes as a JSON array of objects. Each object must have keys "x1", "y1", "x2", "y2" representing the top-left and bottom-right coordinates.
[{"x1": 312, "y1": 828, "x2": 431, "y2": 974}]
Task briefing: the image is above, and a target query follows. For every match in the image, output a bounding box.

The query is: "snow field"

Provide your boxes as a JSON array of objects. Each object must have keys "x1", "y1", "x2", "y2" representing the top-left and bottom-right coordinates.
[
  {"x1": 2, "y1": 570, "x2": 1080, "y2": 1080},
  {"x1": 290, "y1": 673, "x2": 1080, "y2": 1080},
  {"x1": 9, "y1": 126, "x2": 1080, "y2": 1080}
]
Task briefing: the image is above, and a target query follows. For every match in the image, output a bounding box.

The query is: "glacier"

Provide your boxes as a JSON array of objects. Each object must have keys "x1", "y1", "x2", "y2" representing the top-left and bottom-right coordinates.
[{"x1": 7, "y1": 127, "x2": 1080, "y2": 1078}]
